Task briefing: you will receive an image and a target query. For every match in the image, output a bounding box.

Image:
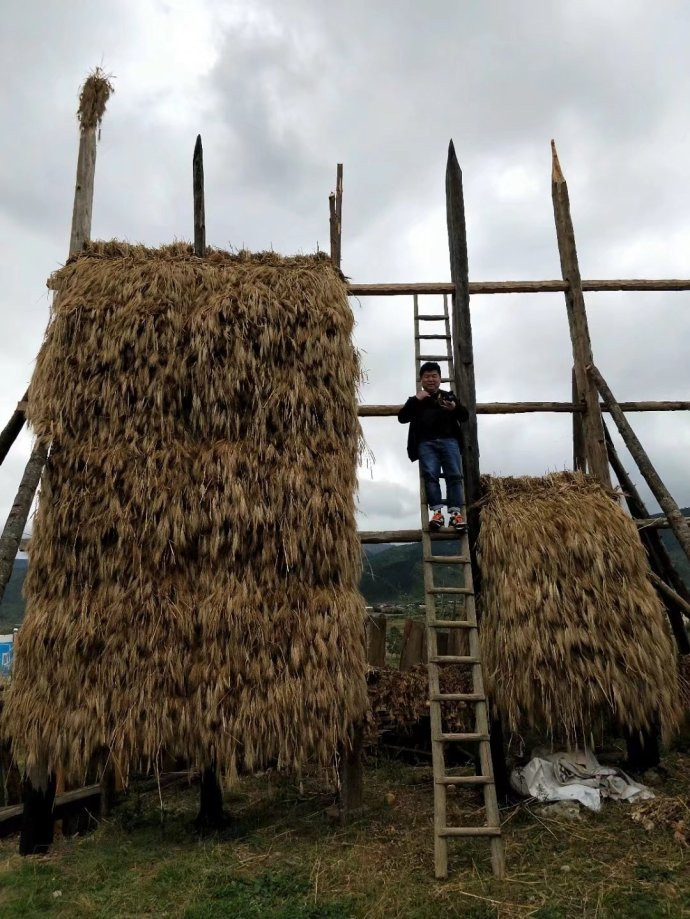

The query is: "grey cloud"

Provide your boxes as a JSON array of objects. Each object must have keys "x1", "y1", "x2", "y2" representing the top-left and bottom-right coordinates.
[{"x1": 2, "y1": 0, "x2": 690, "y2": 533}]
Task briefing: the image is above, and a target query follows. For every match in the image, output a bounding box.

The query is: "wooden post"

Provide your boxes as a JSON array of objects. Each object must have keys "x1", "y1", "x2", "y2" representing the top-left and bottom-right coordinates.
[
  {"x1": 194, "y1": 766, "x2": 228, "y2": 832},
  {"x1": 446, "y1": 141, "x2": 509, "y2": 824},
  {"x1": 193, "y1": 135, "x2": 205, "y2": 257},
  {"x1": 18, "y1": 69, "x2": 113, "y2": 854},
  {"x1": 551, "y1": 141, "x2": 611, "y2": 487},
  {"x1": 0, "y1": 391, "x2": 28, "y2": 467},
  {"x1": 329, "y1": 164, "x2": 343, "y2": 268},
  {"x1": 337, "y1": 722, "x2": 364, "y2": 823},
  {"x1": 590, "y1": 364, "x2": 690, "y2": 563},
  {"x1": 604, "y1": 422, "x2": 690, "y2": 653},
  {"x1": 365, "y1": 613, "x2": 387, "y2": 667},
  {"x1": 190, "y1": 138, "x2": 228, "y2": 830},
  {"x1": 69, "y1": 68, "x2": 113, "y2": 257},
  {"x1": 446, "y1": 141, "x2": 482, "y2": 587},
  {"x1": 19, "y1": 766, "x2": 56, "y2": 855},
  {"x1": 572, "y1": 368, "x2": 586, "y2": 471},
  {"x1": 69, "y1": 127, "x2": 97, "y2": 256},
  {"x1": 0, "y1": 445, "x2": 47, "y2": 605}
]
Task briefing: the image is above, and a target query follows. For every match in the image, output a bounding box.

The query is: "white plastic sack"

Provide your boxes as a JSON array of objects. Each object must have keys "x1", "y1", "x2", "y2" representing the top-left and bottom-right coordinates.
[{"x1": 510, "y1": 748, "x2": 655, "y2": 812}]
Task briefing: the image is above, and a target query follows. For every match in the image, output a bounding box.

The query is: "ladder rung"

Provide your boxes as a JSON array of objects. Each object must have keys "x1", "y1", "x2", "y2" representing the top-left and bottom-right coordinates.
[
  {"x1": 417, "y1": 314, "x2": 447, "y2": 320},
  {"x1": 438, "y1": 732, "x2": 489, "y2": 742},
  {"x1": 438, "y1": 826, "x2": 501, "y2": 838},
  {"x1": 428, "y1": 620, "x2": 474, "y2": 629},
  {"x1": 430, "y1": 692, "x2": 484, "y2": 702},
  {"x1": 437, "y1": 774, "x2": 493, "y2": 785},
  {"x1": 416, "y1": 334, "x2": 450, "y2": 340},
  {"x1": 428, "y1": 587, "x2": 472, "y2": 595},
  {"x1": 430, "y1": 655, "x2": 479, "y2": 665},
  {"x1": 423, "y1": 525, "x2": 463, "y2": 534},
  {"x1": 424, "y1": 555, "x2": 469, "y2": 564},
  {"x1": 418, "y1": 354, "x2": 451, "y2": 362},
  {"x1": 441, "y1": 378, "x2": 452, "y2": 383}
]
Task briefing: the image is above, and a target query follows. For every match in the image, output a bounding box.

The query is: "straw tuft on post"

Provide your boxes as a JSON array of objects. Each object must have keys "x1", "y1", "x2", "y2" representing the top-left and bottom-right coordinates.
[
  {"x1": 2, "y1": 242, "x2": 368, "y2": 783},
  {"x1": 77, "y1": 68, "x2": 115, "y2": 133},
  {"x1": 478, "y1": 471, "x2": 681, "y2": 744}
]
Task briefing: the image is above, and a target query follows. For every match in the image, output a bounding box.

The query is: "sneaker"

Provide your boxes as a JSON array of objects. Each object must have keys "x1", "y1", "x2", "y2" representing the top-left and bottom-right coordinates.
[
  {"x1": 429, "y1": 510, "x2": 444, "y2": 530},
  {"x1": 449, "y1": 511, "x2": 466, "y2": 531}
]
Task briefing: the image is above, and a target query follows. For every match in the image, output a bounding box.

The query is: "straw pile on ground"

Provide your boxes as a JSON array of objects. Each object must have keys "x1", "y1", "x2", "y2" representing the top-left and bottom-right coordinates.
[
  {"x1": 478, "y1": 472, "x2": 681, "y2": 743},
  {"x1": 366, "y1": 665, "x2": 471, "y2": 741},
  {"x1": 2, "y1": 242, "x2": 368, "y2": 783}
]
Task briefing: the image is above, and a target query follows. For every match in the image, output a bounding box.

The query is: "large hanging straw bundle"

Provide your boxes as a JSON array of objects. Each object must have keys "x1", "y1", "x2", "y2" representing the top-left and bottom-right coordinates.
[
  {"x1": 478, "y1": 472, "x2": 681, "y2": 743},
  {"x1": 3, "y1": 242, "x2": 368, "y2": 782}
]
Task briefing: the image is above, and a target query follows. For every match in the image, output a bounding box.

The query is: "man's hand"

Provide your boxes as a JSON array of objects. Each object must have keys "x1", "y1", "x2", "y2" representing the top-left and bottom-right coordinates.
[
  {"x1": 416, "y1": 389, "x2": 431, "y2": 400},
  {"x1": 440, "y1": 399, "x2": 456, "y2": 411}
]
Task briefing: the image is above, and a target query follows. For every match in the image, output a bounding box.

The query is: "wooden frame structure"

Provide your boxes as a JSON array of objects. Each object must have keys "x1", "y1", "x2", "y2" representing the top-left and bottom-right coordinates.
[{"x1": 1, "y1": 74, "x2": 690, "y2": 865}]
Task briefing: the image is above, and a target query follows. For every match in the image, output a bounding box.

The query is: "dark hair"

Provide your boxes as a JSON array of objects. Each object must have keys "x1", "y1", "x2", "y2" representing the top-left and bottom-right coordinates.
[{"x1": 419, "y1": 361, "x2": 442, "y2": 378}]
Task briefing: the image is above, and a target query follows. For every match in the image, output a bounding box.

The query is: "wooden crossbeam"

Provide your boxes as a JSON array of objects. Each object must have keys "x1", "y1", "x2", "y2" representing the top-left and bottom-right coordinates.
[
  {"x1": 357, "y1": 400, "x2": 690, "y2": 417},
  {"x1": 347, "y1": 279, "x2": 690, "y2": 296}
]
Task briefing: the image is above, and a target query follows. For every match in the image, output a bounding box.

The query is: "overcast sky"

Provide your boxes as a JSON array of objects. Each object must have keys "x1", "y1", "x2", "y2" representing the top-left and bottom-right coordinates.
[{"x1": 1, "y1": 0, "x2": 689, "y2": 543}]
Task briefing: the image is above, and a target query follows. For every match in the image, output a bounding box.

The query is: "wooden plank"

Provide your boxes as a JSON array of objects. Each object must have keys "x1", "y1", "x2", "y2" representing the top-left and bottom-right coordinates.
[
  {"x1": 439, "y1": 826, "x2": 501, "y2": 838},
  {"x1": 437, "y1": 775, "x2": 492, "y2": 785},
  {"x1": 358, "y1": 401, "x2": 690, "y2": 417},
  {"x1": 551, "y1": 142, "x2": 611, "y2": 487},
  {"x1": 347, "y1": 279, "x2": 690, "y2": 297},
  {"x1": 589, "y1": 364, "x2": 690, "y2": 562},
  {"x1": 399, "y1": 619, "x2": 426, "y2": 670},
  {"x1": 365, "y1": 613, "x2": 387, "y2": 667},
  {"x1": 430, "y1": 692, "x2": 484, "y2": 702},
  {"x1": 439, "y1": 732, "x2": 489, "y2": 742},
  {"x1": 428, "y1": 586, "x2": 472, "y2": 595},
  {"x1": 193, "y1": 135, "x2": 206, "y2": 257}
]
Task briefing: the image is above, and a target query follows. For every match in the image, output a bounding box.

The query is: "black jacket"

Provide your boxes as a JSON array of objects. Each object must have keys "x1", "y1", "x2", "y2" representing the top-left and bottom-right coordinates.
[{"x1": 397, "y1": 389, "x2": 469, "y2": 462}]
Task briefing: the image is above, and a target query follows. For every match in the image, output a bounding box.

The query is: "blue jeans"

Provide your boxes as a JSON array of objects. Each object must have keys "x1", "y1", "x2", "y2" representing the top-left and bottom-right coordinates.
[{"x1": 418, "y1": 438, "x2": 464, "y2": 511}]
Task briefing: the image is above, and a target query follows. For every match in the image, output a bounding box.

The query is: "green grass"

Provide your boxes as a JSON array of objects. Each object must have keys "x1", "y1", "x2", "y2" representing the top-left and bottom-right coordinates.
[{"x1": 1, "y1": 753, "x2": 689, "y2": 918}]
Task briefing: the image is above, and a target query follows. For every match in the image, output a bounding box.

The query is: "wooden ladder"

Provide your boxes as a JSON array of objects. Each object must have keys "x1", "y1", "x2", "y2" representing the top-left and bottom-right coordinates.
[{"x1": 413, "y1": 293, "x2": 505, "y2": 880}]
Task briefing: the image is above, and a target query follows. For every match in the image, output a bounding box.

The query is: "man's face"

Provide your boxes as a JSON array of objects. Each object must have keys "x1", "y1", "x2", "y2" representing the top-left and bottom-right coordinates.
[{"x1": 420, "y1": 370, "x2": 441, "y2": 394}]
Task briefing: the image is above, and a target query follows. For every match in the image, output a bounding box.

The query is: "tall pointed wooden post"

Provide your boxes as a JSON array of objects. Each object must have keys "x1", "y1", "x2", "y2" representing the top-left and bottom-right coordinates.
[
  {"x1": 446, "y1": 141, "x2": 481, "y2": 567},
  {"x1": 446, "y1": 140, "x2": 510, "y2": 804},
  {"x1": 17, "y1": 69, "x2": 113, "y2": 856},
  {"x1": 329, "y1": 164, "x2": 343, "y2": 268},
  {"x1": 551, "y1": 142, "x2": 611, "y2": 487},
  {"x1": 1, "y1": 71, "x2": 113, "y2": 616},
  {"x1": 193, "y1": 135, "x2": 206, "y2": 256},
  {"x1": 189, "y1": 133, "x2": 228, "y2": 831}
]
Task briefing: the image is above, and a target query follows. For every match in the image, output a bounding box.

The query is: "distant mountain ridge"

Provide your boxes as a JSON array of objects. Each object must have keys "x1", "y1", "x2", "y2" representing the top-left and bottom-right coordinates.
[{"x1": 2, "y1": 509, "x2": 688, "y2": 624}]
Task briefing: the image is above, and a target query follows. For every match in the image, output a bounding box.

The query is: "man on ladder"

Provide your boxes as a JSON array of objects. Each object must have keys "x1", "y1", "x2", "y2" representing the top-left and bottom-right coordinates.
[{"x1": 398, "y1": 361, "x2": 469, "y2": 531}]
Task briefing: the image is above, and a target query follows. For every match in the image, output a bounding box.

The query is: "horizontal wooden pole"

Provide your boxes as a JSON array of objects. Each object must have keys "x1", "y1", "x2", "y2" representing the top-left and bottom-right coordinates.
[
  {"x1": 649, "y1": 572, "x2": 690, "y2": 618},
  {"x1": 348, "y1": 279, "x2": 690, "y2": 297},
  {"x1": 358, "y1": 401, "x2": 690, "y2": 417},
  {"x1": 0, "y1": 783, "x2": 101, "y2": 828},
  {"x1": 634, "y1": 515, "x2": 689, "y2": 529},
  {"x1": 359, "y1": 529, "x2": 459, "y2": 543}
]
